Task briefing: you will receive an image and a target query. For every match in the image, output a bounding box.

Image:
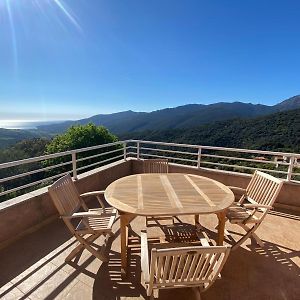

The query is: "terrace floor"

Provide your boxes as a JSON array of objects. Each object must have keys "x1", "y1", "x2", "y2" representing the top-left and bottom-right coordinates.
[{"x1": 0, "y1": 208, "x2": 300, "y2": 300}]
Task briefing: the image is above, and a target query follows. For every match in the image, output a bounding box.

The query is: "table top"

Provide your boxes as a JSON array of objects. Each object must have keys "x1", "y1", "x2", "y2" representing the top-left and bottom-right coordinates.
[{"x1": 104, "y1": 173, "x2": 234, "y2": 216}]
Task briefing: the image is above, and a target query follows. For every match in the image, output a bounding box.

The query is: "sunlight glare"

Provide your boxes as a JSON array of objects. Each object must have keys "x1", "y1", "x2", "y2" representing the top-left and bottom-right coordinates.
[
  {"x1": 2, "y1": 0, "x2": 83, "y2": 74},
  {"x1": 5, "y1": 0, "x2": 18, "y2": 73},
  {"x1": 52, "y1": 0, "x2": 82, "y2": 33}
]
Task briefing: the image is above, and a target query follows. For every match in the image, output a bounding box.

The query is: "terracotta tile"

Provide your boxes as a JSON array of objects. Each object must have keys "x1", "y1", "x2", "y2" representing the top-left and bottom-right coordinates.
[
  {"x1": 57, "y1": 281, "x2": 92, "y2": 300},
  {"x1": 27, "y1": 268, "x2": 78, "y2": 299},
  {"x1": 0, "y1": 282, "x2": 24, "y2": 300},
  {"x1": 0, "y1": 208, "x2": 299, "y2": 300}
]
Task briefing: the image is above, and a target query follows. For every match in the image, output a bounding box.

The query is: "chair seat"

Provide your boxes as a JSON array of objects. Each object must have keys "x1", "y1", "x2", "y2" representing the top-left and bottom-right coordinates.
[
  {"x1": 76, "y1": 207, "x2": 117, "y2": 233},
  {"x1": 226, "y1": 204, "x2": 259, "y2": 224},
  {"x1": 146, "y1": 221, "x2": 213, "y2": 246}
]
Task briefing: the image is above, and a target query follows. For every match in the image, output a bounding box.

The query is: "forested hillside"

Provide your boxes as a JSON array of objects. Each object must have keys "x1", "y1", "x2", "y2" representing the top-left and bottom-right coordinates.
[
  {"x1": 0, "y1": 128, "x2": 48, "y2": 149},
  {"x1": 120, "y1": 108, "x2": 300, "y2": 153}
]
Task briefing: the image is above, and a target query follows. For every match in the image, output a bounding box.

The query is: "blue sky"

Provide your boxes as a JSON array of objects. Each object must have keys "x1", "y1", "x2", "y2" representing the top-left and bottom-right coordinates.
[{"x1": 0, "y1": 0, "x2": 300, "y2": 121}]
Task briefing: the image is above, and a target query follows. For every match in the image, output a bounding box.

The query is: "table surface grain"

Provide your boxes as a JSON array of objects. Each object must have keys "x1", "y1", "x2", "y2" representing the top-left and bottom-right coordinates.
[{"x1": 104, "y1": 173, "x2": 235, "y2": 216}]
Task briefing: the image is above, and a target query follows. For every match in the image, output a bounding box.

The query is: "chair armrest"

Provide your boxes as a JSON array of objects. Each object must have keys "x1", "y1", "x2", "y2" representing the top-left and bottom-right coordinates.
[
  {"x1": 227, "y1": 186, "x2": 246, "y2": 193},
  {"x1": 80, "y1": 191, "x2": 106, "y2": 210},
  {"x1": 243, "y1": 204, "x2": 273, "y2": 209},
  {"x1": 141, "y1": 230, "x2": 150, "y2": 283},
  {"x1": 80, "y1": 191, "x2": 105, "y2": 197},
  {"x1": 63, "y1": 211, "x2": 115, "y2": 219}
]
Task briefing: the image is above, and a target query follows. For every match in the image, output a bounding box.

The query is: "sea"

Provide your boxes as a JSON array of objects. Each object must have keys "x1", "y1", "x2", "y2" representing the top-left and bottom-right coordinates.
[{"x1": 0, "y1": 120, "x2": 63, "y2": 130}]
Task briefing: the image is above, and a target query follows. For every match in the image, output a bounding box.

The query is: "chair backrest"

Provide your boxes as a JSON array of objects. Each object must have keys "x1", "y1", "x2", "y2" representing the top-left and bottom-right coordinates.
[
  {"x1": 143, "y1": 159, "x2": 168, "y2": 173},
  {"x1": 48, "y1": 174, "x2": 81, "y2": 217},
  {"x1": 149, "y1": 245, "x2": 230, "y2": 291},
  {"x1": 245, "y1": 171, "x2": 283, "y2": 208}
]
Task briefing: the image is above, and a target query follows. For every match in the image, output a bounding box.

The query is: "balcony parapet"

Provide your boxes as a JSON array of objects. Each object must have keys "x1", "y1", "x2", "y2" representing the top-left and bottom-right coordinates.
[{"x1": 0, "y1": 139, "x2": 300, "y2": 249}]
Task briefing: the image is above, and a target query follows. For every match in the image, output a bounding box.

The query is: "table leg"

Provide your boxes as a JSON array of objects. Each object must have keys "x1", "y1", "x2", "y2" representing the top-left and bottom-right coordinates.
[
  {"x1": 120, "y1": 213, "x2": 135, "y2": 278},
  {"x1": 216, "y1": 211, "x2": 226, "y2": 246},
  {"x1": 194, "y1": 214, "x2": 200, "y2": 225}
]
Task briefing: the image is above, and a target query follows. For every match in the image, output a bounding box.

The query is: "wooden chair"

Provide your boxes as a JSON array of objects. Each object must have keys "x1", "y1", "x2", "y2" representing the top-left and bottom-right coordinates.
[
  {"x1": 48, "y1": 174, "x2": 117, "y2": 262},
  {"x1": 143, "y1": 158, "x2": 169, "y2": 173},
  {"x1": 226, "y1": 170, "x2": 283, "y2": 250},
  {"x1": 141, "y1": 228, "x2": 230, "y2": 299}
]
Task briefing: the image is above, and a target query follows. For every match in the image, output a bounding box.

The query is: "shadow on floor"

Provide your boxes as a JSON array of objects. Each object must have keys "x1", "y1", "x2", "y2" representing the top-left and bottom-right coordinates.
[
  {"x1": 0, "y1": 219, "x2": 73, "y2": 287},
  {"x1": 93, "y1": 250, "x2": 146, "y2": 300},
  {"x1": 0, "y1": 218, "x2": 117, "y2": 299},
  {"x1": 202, "y1": 228, "x2": 300, "y2": 300},
  {"x1": 0, "y1": 216, "x2": 299, "y2": 300}
]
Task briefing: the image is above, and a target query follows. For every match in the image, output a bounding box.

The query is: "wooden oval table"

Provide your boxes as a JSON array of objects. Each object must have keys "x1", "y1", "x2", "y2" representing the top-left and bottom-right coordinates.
[{"x1": 105, "y1": 173, "x2": 234, "y2": 276}]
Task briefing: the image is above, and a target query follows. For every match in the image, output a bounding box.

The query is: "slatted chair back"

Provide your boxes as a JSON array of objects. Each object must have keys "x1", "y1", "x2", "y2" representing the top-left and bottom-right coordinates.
[
  {"x1": 143, "y1": 159, "x2": 169, "y2": 173},
  {"x1": 244, "y1": 171, "x2": 283, "y2": 208},
  {"x1": 49, "y1": 174, "x2": 83, "y2": 217},
  {"x1": 148, "y1": 245, "x2": 229, "y2": 291}
]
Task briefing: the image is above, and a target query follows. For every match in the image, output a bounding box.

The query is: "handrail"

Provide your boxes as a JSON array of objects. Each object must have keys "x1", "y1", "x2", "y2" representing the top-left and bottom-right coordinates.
[
  {"x1": 125, "y1": 139, "x2": 299, "y2": 181},
  {"x1": 0, "y1": 141, "x2": 124, "y2": 170},
  {"x1": 0, "y1": 139, "x2": 299, "y2": 200},
  {"x1": 126, "y1": 139, "x2": 300, "y2": 158},
  {"x1": 0, "y1": 141, "x2": 126, "y2": 198}
]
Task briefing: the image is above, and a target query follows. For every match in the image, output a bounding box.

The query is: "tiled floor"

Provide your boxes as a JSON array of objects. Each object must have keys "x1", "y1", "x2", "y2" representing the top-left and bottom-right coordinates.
[{"x1": 0, "y1": 209, "x2": 299, "y2": 299}]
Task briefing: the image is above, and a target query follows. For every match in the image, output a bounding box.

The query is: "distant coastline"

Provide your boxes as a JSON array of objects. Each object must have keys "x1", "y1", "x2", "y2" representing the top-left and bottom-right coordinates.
[{"x1": 0, "y1": 120, "x2": 64, "y2": 130}]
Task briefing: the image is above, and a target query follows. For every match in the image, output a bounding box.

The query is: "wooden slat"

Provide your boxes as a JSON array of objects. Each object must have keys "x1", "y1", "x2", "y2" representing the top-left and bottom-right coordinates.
[
  {"x1": 168, "y1": 254, "x2": 178, "y2": 281},
  {"x1": 162, "y1": 256, "x2": 171, "y2": 283},
  {"x1": 160, "y1": 175, "x2": 183, "y2": 209},
  {"x1": 184, "y1": 175, "x2": 216, "y2": 207},
  {"x1": 137, "y1": 175, "x2": 144, "y2": 209}
]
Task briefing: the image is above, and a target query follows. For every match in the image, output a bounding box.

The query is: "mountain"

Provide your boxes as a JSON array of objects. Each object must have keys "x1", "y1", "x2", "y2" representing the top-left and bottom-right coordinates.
[
  {"x1": 274, "y1": 95, "x2": 300, "y2": 111},
  {"x1": 37, "y1": 95, "x2": 300, "y2": 135},
  {"x1": 120, "y1": 108, "x2": 300, "y2": 153}
]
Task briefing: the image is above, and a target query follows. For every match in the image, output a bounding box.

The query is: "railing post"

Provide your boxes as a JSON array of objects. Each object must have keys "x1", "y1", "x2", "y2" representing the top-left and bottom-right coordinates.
[
  {"x1": 71, "y1": 152, "x2": 78, "y2": 180},
  {"x1": 137, "y1": 142, "x2": 140, "y2": 160},
  {"x1": 197, "y1": 147, "x2": 202, "y2": 168},
  {"x1": 123, "y1": 142, "x2": 127, "y2": 161},
  {"x1": 287, "y1": 156, "x2": 294, "y2": 181}
]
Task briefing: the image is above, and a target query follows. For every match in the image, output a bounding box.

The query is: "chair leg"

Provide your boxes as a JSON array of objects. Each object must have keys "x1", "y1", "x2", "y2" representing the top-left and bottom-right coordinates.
[
  {"x1": 76, "y1": 234, "x2": 109, "y2": 261},
  {"x1": 153, "y1": 289, "x2": 159, "y2": 299},
  {"x1": 232, "y1": 224, "x2": 259, "y2": 251},
  {"x1": 147, "y1": 287, "x2": 156, "y2": 300},
  {"x1": 65, "y1": 234, "x2": 100, "y2": 262},
  {"x1": 251, "y1": 232, "x2": 264, "y2": 247},
  {"x1": 65, "y1": 243, "x2": 84, "y2": 262},
  {"x1": 239, "y1": 224, "x2": 264, "y2": 247},
  {"x1": 192, "y1": 287, "x2": 202, "y2": 300}
]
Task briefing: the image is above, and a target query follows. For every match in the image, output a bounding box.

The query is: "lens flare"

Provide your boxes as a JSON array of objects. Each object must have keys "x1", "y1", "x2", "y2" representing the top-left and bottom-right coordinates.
[
  {"x1": 5, "y1": 0, "x2": 18, "y2": 73},
  {"x1": 2, "y1": 0, "x2": 83, "y2": 73},
  {"x1": 52, "y1": 0, "x2": 82, "y2": 33}
]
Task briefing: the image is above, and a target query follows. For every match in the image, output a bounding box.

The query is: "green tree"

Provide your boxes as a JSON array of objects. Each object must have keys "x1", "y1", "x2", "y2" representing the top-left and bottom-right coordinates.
[
  {"x1": 44, "y1": 123, "x2": 120, "y2": 175},
  {"x1": 46, "y1": 123, "x2": 118, "y2": 153}
]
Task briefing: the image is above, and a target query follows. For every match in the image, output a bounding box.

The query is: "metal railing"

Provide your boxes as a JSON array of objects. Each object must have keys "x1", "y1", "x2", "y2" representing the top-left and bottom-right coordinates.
[
  {"x1": 0, "y1": 141, "x2": 126, "y2": 200},
  {"x1": 126, "y1": 140, "x2": 300, "y2": 181},
  {"x1": 0, "y1": 139, "x2": 299, "y2": 201}
]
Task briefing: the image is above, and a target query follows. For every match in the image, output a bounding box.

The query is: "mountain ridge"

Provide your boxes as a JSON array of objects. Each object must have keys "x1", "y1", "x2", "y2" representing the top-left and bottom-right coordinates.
[
  {"x1": 120, "y1": 108, "x2": 300, "y2": 153},
  {"x1": 27, "y1": 95, "x2": 300, "y2": 134}
]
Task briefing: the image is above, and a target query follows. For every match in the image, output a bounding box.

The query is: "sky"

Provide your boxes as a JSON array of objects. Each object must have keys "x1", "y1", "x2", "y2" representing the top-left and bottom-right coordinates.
[{"x1": 0, "y1": 0, "x2": 300, "y2": 121}]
